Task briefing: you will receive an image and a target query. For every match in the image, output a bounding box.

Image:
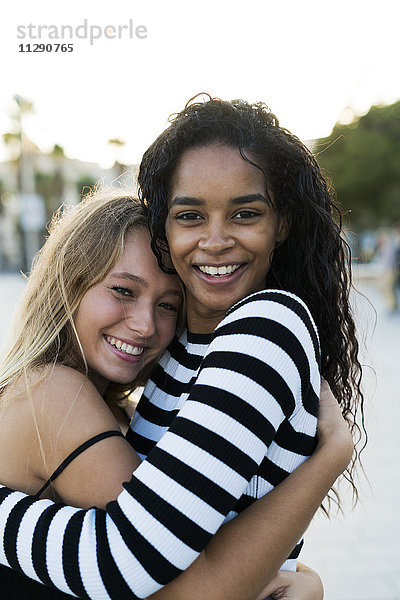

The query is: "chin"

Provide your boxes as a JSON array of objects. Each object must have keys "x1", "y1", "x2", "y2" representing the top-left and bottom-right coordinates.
[
  {"x1": 107, "y1": 379, "x2": 133, "y2": 387},
  {"x1": 102, "y1": 371, "x2": 136, "y2": 386},
  {"x1": 208, "y1": 295, "x2": 243, "y2": 312}
]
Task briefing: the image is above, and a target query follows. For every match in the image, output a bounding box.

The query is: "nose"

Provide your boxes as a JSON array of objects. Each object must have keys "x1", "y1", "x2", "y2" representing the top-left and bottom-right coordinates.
[
  {"x1": 124, "y1": 301, "x2": 156, "y2": 340},
  {"x1": 197, "y1": 220, "x2": 235, "y2": 253}
]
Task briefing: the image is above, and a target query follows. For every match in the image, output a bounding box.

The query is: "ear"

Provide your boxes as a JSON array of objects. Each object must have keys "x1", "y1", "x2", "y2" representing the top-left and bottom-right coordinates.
[{"x1": 276, "y1": 218, "x2": 289, "y2": 244}]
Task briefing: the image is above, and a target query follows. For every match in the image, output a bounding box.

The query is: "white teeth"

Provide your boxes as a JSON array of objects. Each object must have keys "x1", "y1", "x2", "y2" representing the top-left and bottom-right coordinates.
[
  {"x1": 198, "y1": 264, "x2": 240, "y2": 276},
  {"x1": 127, "y1": 345, "x2": 144, "y2": 356},
  {"x1": 106, "y1": 336, "x2": 144, "y2": 356}
]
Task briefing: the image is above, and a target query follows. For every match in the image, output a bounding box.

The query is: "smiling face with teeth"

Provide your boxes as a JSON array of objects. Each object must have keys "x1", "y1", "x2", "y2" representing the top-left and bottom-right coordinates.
[
  {"x1": 74, "y1": 229, "x2": 182, "y2": 392},
  {"x1": 165, "y1": 144, "x2": 287, "y2": 333}
]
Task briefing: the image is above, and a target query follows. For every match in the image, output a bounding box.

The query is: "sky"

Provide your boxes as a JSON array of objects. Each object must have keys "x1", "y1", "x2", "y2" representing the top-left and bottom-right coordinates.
[{"x1": 1, "y1": 0, "x2": 399, "y2": 167}]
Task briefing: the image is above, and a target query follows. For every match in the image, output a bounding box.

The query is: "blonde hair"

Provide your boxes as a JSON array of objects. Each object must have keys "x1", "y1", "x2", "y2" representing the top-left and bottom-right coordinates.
[{"x1": 0, "y1": 187, "x2": 174, "y2": 402}]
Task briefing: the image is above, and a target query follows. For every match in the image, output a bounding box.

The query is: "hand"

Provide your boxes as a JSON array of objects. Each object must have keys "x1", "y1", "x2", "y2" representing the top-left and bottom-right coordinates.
[
  {"x1": 255, "y1": 563, "x2": 323, "y2": 600},
  {"x1": 316, "y1": 378, "x2": 353, "y2": 471}
]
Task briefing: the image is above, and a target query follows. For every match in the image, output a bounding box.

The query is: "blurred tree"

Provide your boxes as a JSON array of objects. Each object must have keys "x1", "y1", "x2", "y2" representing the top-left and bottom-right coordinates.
[
  {"x1": 3, "y1": 96, "x2": 37, "y2": 271},
  {"x1": 3, "y1": 96, "x2": 36, "y2": 194},
  {"x1": 108, "y1": 138, "x2": 125, "y2": 149},
  {"x1": 33, "y1": 146, "x2": 67, "y2": 219},
  {"x1": 315, "y1": 100, "x2": 400, "y2": 229},
  {"x1": 51, "y1": 144, "x2": 65, "y2": 158},
  {"x1": 75, "y1": 174, "x2": 98, "y2": 199},
  {"x1": 34, "y1": 171, "x2": 59, "y2": 218}
]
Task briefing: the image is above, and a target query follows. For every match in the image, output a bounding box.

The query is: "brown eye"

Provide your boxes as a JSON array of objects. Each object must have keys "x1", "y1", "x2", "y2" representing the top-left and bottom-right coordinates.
[
  {"x1": 175, "y1": 212, "x2": 202, "y2": 221},
  {"x1": 234, "y1": 210, "x2": 259, "y2": 219}
]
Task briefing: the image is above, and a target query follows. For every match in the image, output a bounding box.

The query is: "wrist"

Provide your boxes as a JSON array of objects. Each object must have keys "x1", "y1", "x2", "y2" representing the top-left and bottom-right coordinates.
[{"x1": 315, "y1": 430, "x2": 353, "y2": 476}]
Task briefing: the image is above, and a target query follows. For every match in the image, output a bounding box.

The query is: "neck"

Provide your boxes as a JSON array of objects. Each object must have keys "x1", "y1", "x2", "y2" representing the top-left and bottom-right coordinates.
[
  {"x1": 87, "y1": 370, "x2": 109, "y2": 395},
  {"x1": 186, "y1": 307, "x2": 227, "y2": 334}
]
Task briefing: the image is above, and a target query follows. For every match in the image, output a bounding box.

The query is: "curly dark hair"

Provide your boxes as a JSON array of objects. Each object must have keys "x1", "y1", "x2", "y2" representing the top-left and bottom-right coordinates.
[{"x1": 138, "y1": 93, "x2": 365, "y2": 504}]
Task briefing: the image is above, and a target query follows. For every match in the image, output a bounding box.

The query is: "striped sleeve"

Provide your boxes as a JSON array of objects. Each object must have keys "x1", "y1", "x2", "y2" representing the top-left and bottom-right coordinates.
[{"x1": 0, "y1": 290, "x2": 319, "y2": 599}]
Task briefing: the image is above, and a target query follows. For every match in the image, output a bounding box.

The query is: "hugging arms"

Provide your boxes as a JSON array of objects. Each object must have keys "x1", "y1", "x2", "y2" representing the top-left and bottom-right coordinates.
[{"x1": 0, "y1": 364, "x2": 351, "y2": 600}]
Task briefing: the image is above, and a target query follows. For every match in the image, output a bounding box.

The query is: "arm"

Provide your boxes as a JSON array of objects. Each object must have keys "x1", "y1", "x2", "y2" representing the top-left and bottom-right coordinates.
[
  {"x1": 150, "y1": 379, "x2": 346, "y2": 600},
  {"x1": 150, "y1": 445, "x2": 346, "y2": 600},
  {"x1": 149, "y1": 378, "x2": 351, "y2": 600},
  {"x1": 0, "y1": 293, "x2": 343, "y2": 598}
]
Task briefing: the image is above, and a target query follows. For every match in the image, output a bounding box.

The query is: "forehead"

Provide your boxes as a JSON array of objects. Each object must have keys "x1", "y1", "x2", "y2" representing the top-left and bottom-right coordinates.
[
  {"x1": 170, "y1": 144, "x2": 266, "y2": 194},
  {"x1": 113, "y1": 229, "x2": 181, "y2": 292}
]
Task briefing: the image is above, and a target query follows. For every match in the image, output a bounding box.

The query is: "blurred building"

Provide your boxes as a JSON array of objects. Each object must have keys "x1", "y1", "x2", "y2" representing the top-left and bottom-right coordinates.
[{"x1": 0, "y1": 139, "x2": 138, "y2": 272}]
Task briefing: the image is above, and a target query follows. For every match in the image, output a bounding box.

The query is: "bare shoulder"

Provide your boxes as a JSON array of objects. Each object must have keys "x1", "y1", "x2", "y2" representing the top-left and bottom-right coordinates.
[
  {"x1": 30, "y1": 363, "x2": 99, "y2": 396},
  {"x1": 5, "y1": 363, "x2": 93, "y2": 399},
  {"x1": 5, "y1": 364, "x2": 114, "y2": 428},
  {"x1": 1, "y1": 365, "x2": 141, "y2": 505},
  {"x1": 1, "y1": 364, "x2": 122, "y2": 487},
  {"x1": 33, "y1": 364, "x2": 121, "y2": 444}
]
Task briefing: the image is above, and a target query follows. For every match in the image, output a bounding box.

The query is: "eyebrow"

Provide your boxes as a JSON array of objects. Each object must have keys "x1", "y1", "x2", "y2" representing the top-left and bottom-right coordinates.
[
  {"x1": 110, "y1": 272, "x2": 182, "y2": 297},
  {"x1": 170, "y1": 193, "x2": 269, "y2": 207}
]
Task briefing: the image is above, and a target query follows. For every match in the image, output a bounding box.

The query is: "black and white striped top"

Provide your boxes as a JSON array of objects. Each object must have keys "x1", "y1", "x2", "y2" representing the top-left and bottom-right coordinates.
[{"x1": 0, "y1": 290, "x2": 320, "y2": 599}]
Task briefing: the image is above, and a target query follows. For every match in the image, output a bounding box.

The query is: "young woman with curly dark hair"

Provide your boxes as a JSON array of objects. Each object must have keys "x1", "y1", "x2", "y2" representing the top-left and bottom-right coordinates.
[
  {"x1": 0, "y1": 95, "x2": 358, "y2": 600},
  {"x1": 138, "y1": 94, "x2": 364, "y2": 495}
]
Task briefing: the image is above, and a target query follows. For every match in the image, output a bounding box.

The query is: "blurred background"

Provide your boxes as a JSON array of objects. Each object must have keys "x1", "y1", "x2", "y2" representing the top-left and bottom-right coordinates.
[{"x1": 1, "y1": 0, "x2": 399, "y2": 598}]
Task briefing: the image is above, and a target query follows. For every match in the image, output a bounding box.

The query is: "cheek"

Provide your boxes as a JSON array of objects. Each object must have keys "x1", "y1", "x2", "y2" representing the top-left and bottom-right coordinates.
[
  {"x1": 156, "y1": 317, "x2": 177, "y2": 347},
  {"x1": 167, "y1": 227, "x2": 196, "y2": 258},
  {"x1": 81, "y1": 298, "x2": 124, "y2": 333},
  {"x1": 74, "y1": 304, "x2": 90, "y2": 341},
  {"x1": 98, "y1": 293, "x2": 125, "y2": 315},
  {"x1": 252, "y1": 225, "x2": 279, "y2": 256}
]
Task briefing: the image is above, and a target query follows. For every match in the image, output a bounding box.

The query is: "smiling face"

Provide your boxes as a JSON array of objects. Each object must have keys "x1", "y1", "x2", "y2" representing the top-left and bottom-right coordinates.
[
  {"x1": 165, "y1": 144, "x2": 286, "y2": 333},
  {"x1": 74, "y1": 229, "x2": 182, "y2": 391}
]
